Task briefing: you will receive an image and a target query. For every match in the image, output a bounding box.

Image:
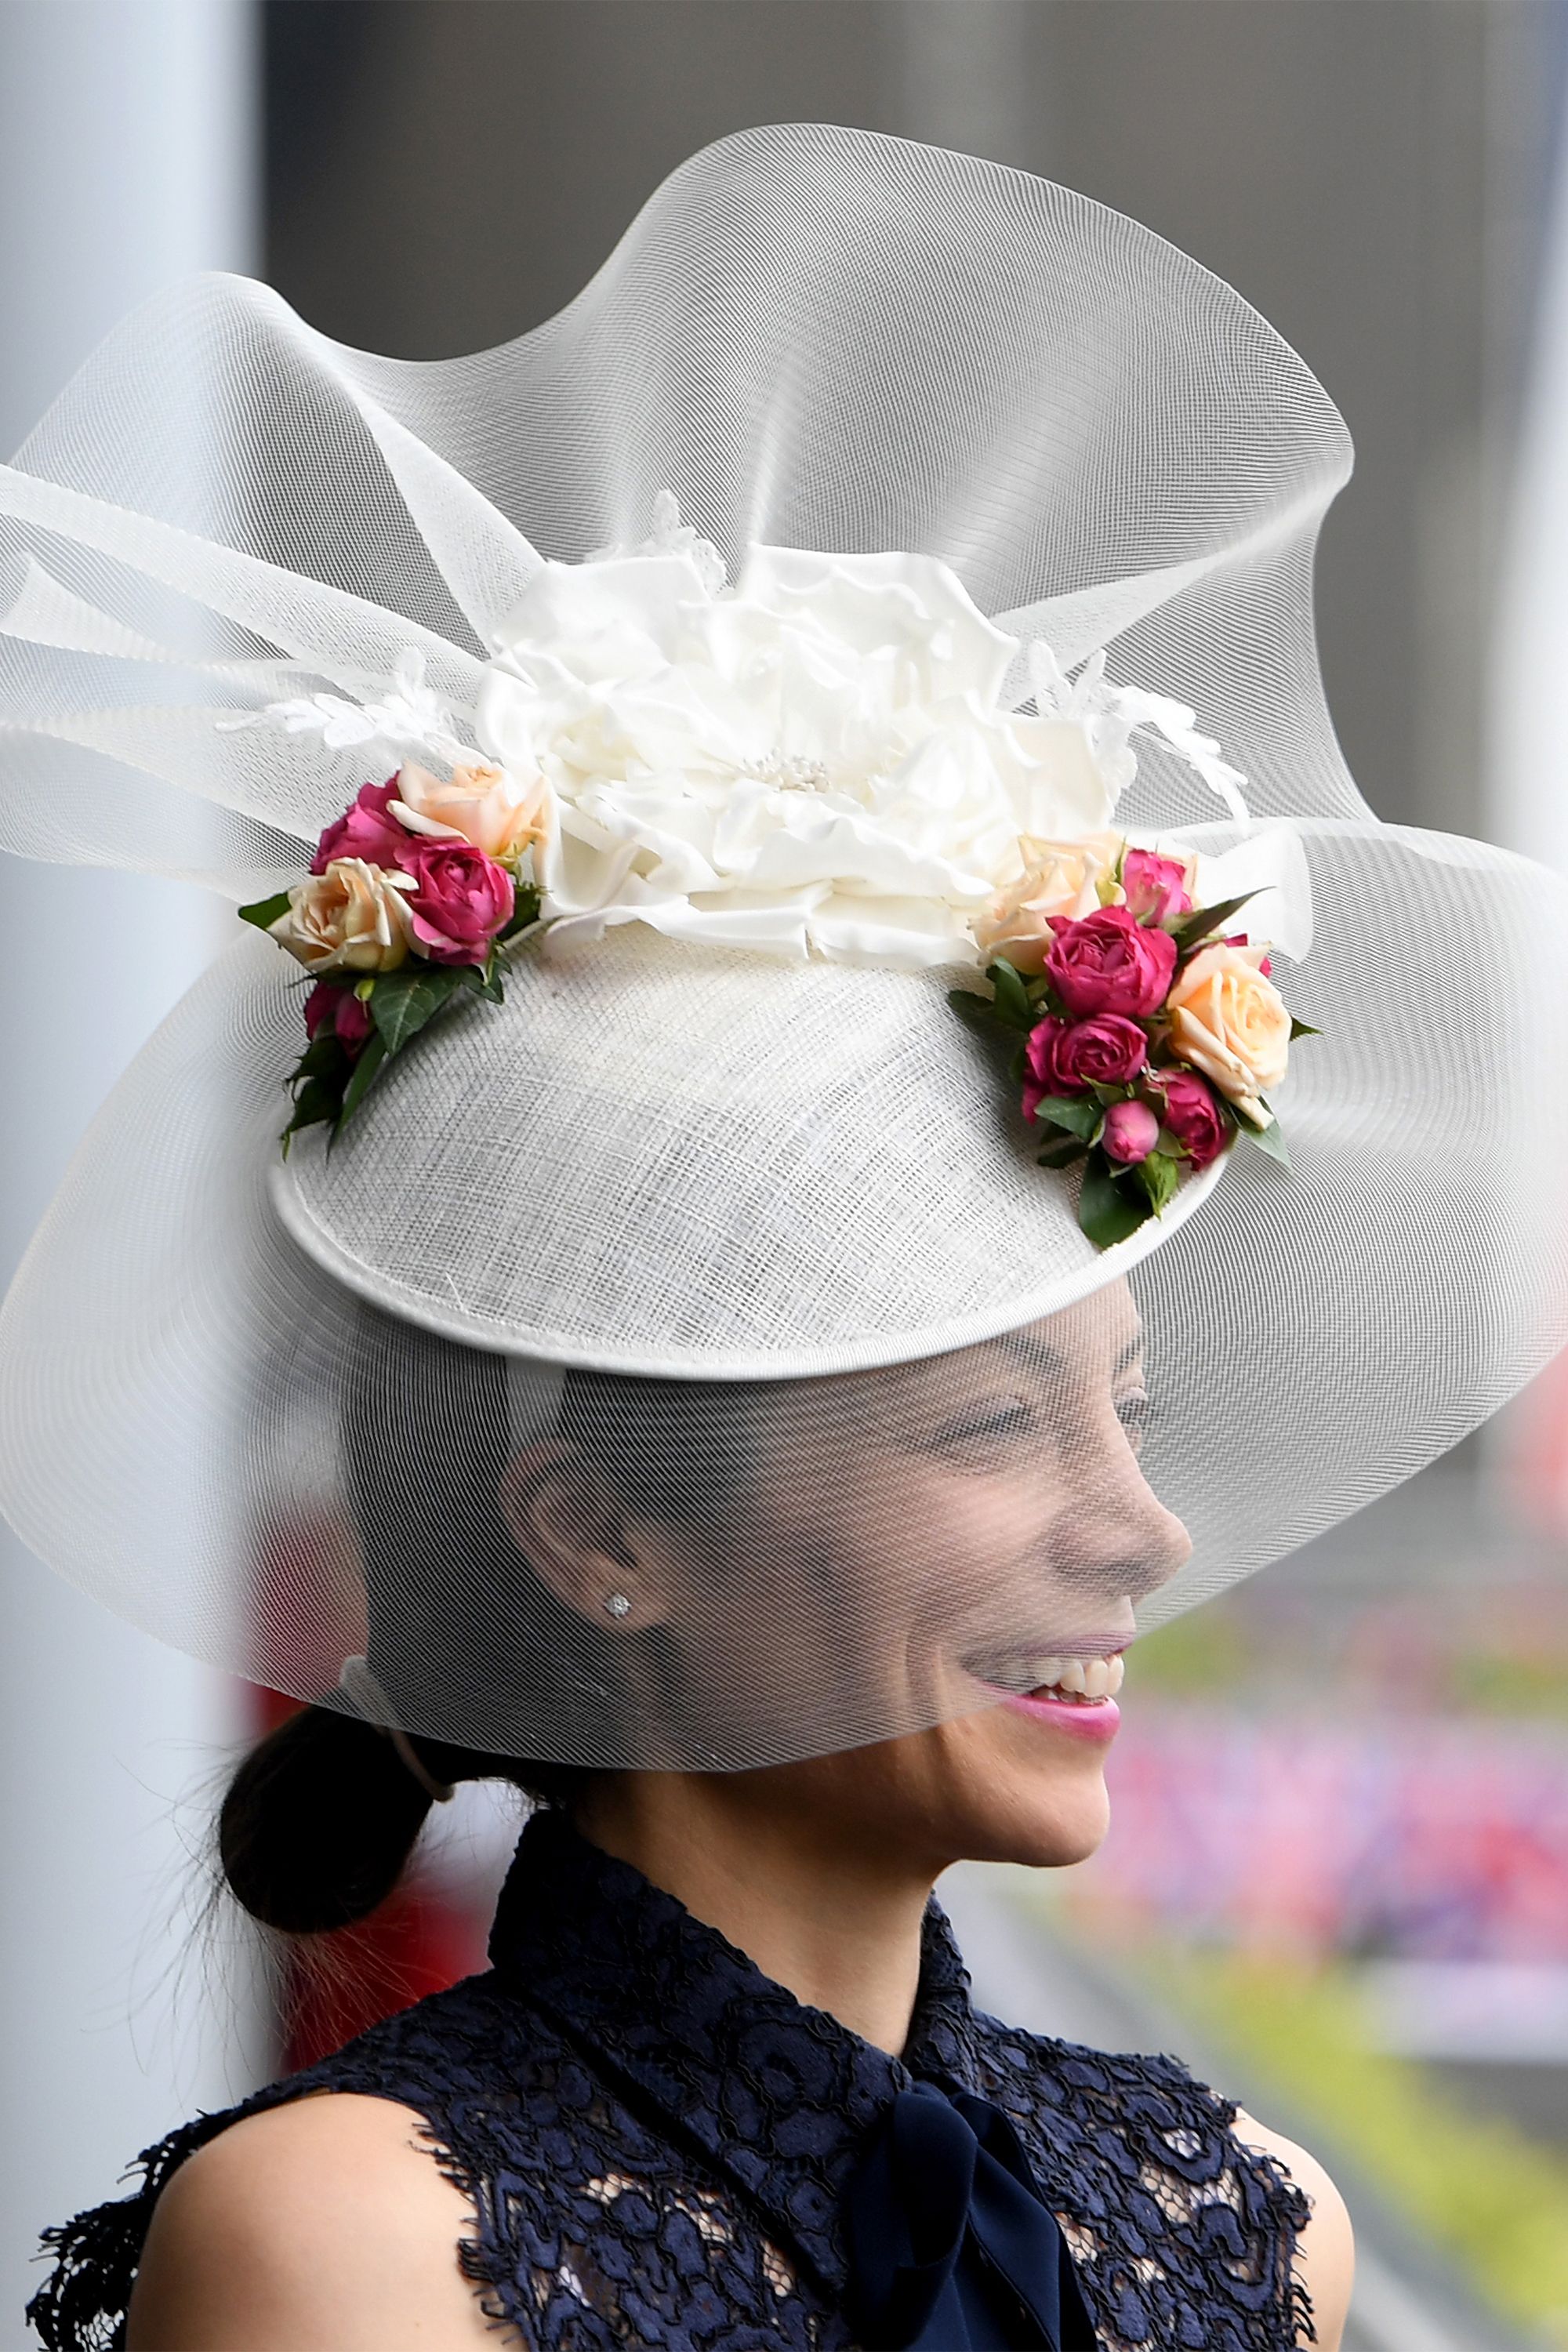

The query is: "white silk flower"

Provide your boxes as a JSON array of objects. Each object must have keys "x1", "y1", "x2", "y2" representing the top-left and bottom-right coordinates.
[{"x1": 476, "y1": 544, "x2": 1116, "y2": 969}]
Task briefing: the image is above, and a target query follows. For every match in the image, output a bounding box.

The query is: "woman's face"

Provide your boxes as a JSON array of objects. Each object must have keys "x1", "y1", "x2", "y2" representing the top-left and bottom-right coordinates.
[{"x1": 594, "y1": 1281, "x2": 1190, "y2": 1872}]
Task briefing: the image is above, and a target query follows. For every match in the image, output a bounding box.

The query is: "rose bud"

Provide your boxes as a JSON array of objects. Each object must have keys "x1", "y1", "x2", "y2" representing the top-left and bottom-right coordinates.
[
  {"x1": 1122, "y1": 846, "x2": 1196, "y2": 924},
  {"x1": 1151, "y1": 1067, "x2": 1229, "y2": 1168},
  {"x1": 1102, "y1": 1099, "x2": 1161, "y2": 1165},
  {"x1": 303, "y1": 982, "x2": 375, "y2": 1058}
]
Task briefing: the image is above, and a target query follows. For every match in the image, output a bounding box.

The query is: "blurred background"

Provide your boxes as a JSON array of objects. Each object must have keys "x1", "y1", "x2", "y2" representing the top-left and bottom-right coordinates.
[{"x1": 5, "y1": 3, "x2": 1568, "y2": 2345}]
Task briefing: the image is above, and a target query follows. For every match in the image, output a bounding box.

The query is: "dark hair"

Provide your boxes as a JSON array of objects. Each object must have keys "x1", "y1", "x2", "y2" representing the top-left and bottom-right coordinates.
[
  {"x1": 220, "y1": 1305, "x2": 759, "y2": 1936},
  {"x1": 218, "y1": 1704, "x2": 576, "y2": 1936}
]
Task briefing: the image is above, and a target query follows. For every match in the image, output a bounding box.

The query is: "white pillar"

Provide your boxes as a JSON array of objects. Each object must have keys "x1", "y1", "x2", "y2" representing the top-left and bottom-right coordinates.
[
  {"x1": 0, "y1": 3, "x2": 263, "y2": 2328},
  {"x1": 887, "y1": 0, "x2": 1038, "y2": 172}
]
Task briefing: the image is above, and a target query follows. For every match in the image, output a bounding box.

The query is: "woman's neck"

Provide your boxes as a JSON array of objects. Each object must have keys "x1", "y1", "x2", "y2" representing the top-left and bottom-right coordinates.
[{"x1": 572, "y1": 1769, "x2": 936, "y2": 2055}]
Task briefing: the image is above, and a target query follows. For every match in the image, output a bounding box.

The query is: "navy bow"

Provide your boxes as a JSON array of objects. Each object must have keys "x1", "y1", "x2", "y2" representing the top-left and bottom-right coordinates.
[{"x1": 843, "y1": 2080, "x2": 1098, "y2": 2350}]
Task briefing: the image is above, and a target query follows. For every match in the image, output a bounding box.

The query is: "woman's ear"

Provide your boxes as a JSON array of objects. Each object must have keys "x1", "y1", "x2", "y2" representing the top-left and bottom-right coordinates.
[{"x1": 499, "y1": 1439, "x2": 671, "y2": 1633}]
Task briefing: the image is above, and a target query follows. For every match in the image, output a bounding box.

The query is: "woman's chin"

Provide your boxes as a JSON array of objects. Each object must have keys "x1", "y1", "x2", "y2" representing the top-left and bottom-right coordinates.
[{"x1": 939, "y1": 1713, "x2": 1115, "y2": 1869}]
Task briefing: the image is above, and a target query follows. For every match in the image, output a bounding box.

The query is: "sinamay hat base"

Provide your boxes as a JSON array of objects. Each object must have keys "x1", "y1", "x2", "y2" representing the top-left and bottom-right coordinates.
[
  {"x1": 1, "y1": 125, "x2": 1566, "y2": 1768},
  {"x1": 271, "y1": 924, "x2": 1230, "y2": 1381}
]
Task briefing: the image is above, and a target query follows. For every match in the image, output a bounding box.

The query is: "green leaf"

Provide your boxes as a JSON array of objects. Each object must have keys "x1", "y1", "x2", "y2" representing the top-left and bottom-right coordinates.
[
  {"x1": 368, "y1": 965, "x2": 464, "y2": 1056},
  {"x1": 282, "y1": 1074, "x2": 344, "y2": 1139},
  {"x1": 238, "y1": 888, "x2": 292, "y2": 931},
  {"x1": 1033, "y1": 1093, "x2": 1102, "y2": 1143},
  {"x1": 1169, "y1": 891, "x2": 1260, "y2": 953},
  {"x1": 1078, "y1": 1152, "x2": 1154, "y2": 1249},
  {"x1": 1243, "y1": 1113, "x2": 1292, "y2": 1169},
  {"x1": 1133, "y1": 1149, "x2": 1181, "y2": 1214},
  {"x1": 949, "y1": 986, "x2": 1006, "y2": 1034},
  {"x1": 293, "y1": 1033, "x2": 351, "y2": 1083},
  {"x1": 335, "y1": 1032, "x2": 388, "y2": 1131},
  {"x1": 499, "y1": 885, "x2": 543, "y2": 942},
  {"x1": 1024, "y1": 972, "x2": 1063, "y2": 1013},
  {"x1": 451, "y1": 960, "x2": 506, "y2": 1004},
  {"x1": 985, "y1": 958, "x2": 1036, "y2": 1033},
  {"x1": 1289, "y1": 1016, "x2": 1320, "y2": 1040},
  {"x1": 1036, "y1": 1134, "x2": 1087, "y2": 1171}
]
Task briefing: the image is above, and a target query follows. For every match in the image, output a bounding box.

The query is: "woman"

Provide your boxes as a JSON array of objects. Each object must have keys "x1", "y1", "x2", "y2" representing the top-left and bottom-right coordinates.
[
  {"x1": 50, "y1": 1292, "x2": 1352, "y2": 2349},
  {"x1": 5, "y1": 125, "x2": 1564, "y2": 2350}
]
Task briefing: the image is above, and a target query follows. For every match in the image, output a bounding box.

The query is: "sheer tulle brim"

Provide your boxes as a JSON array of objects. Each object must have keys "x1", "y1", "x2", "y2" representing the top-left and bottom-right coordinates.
[{"x1": 0, "y1": 125, "x2": 1564, "y2": 1765}]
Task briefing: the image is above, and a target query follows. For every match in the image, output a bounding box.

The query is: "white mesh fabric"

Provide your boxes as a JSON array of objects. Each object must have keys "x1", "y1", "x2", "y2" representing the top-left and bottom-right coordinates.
[
  {"x1": 0, "y1": 125, "x2": 1564, "y2": 1766},
  {"x1": 0, "y1": 123, "x2": 1361, "y2": 903},
  {"x1": 272, "y1": 923, "x2": 1225, "y2": 1377}
]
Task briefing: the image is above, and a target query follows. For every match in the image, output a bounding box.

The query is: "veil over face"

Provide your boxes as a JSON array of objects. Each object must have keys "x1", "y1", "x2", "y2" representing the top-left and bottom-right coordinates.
[
  {"x1": 0, "y1": 125, "x2": 1565, "y2": 1766},
  {"x1": 343, "y1": 1283, "x2": 1187, "y2": 1773}
]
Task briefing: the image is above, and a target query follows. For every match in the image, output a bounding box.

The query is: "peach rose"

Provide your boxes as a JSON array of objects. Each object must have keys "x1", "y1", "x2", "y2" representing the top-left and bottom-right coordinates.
[
  {"x1": 270, "y1": 858, "x2": 414, "y2": 974},
  {"x1": 391, "y1": 759, "x2": 550, "y2": 866},
  {"x1": 971, "y1": 829, "x2": 1126, "y2": 975},
  {"x1": 1165, "y1": 942, "x2": 1290, "y2": 1124}
]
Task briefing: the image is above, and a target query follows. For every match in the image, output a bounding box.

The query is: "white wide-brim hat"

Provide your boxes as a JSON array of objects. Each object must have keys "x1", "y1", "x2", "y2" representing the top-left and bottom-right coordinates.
[{"x1": 0, "y1": 125, "x2": 1563, "y2": 1769}]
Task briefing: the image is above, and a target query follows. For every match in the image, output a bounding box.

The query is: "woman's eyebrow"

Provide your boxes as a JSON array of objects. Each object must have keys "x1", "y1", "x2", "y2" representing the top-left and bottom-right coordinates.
[
  {"x1": 995, "y1": 1330, "x2": 1066, "y2": 1375},
  {"x1": 987, "y1": 1324, "x2": 1145, "y2": 1380}
]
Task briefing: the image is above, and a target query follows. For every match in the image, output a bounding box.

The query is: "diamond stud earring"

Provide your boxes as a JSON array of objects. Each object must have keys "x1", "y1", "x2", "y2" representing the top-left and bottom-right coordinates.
[{"x1": 604, "y1": 1592, "x2": 633, "y2": 1619}]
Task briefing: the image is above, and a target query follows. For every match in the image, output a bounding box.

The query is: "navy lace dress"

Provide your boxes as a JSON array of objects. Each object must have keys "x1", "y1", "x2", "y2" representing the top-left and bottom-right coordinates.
[{"x1": 30, "y1": 1813, "x2": 1312, "y2": 2350}]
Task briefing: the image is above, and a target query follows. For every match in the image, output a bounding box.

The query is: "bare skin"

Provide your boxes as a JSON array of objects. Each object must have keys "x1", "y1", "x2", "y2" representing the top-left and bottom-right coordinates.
[{"x1": 129, "y1": 1294, "x2": 1353, "y2": 2348}]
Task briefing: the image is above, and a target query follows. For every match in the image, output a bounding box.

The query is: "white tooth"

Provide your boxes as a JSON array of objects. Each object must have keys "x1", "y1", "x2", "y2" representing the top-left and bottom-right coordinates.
[
  {"x1": 1106, "y1": 1654, "x2": 1125, "y2": 1694},
  {"x1": 1033, "y1": 1657, "x2": 1064, "y2": 1689},
  {"x1": 1058, "y1": 1659, "x2": 1087, "y2": 1695},
  {"x1": 1082, "y1": 1658, "x2": 1109, "y2": 1700}
]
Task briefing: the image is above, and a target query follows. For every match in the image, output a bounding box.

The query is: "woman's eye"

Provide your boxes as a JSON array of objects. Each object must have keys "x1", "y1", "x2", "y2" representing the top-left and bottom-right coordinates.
[
  {"x1": 1116, "y1": 1390, "x2": 1152, "y2": 1446},
  {"x1": 930, "y1": 1402, "x2": 1036, "y2": 1452}
]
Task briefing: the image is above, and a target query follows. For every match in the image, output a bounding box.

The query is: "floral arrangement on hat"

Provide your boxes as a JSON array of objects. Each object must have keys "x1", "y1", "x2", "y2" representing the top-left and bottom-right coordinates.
[
  {"x1": 235, "y1": 497, "x2": 1313, "y2": 1229},
  {"x1": 238, "y1": 759, "x2": 547, "y2": 1142},
  {"x1": 956, "y1": 833, "x2": 1313, "y2": 1246}
]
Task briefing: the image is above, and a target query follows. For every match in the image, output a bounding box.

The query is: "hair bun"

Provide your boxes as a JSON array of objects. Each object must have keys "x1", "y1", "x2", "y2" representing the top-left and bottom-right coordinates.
[{"x1": 219, "y1": 1704, "x2": 435, "y2": 1934}]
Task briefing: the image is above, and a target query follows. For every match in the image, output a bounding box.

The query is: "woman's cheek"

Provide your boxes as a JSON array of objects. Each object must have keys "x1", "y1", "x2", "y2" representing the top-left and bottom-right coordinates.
[{"x1": 886, "y1": 1471, "x2": 1057, "y2": 1614}]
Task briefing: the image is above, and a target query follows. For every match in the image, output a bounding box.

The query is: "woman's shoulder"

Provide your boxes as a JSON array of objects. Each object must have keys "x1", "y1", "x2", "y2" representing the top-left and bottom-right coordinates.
[
  {"x1": 972, "y1": 2015, "x2": 1353, "y2": 2349},
  {"x1": 125, "y1": 2093, "x2": 499, "y2": 2350},
  {"x1": 28, "y1": 1969, "x2": 552, "y2": 2352},
  {"x1": 1231, "y1": 2107, "x2": 1356, "y2": 2350}
]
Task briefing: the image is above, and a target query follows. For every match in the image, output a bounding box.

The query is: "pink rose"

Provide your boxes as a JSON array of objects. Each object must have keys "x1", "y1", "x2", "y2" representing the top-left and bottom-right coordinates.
[
  {"x1": 1150, "y1": 1067, "x2": 1229, "y2": 1168},
  {"x1": 1022, "y1": 1013, "x2": 1147, "y2": 1120},
  {"x1": 1046, "y1": 905, "x2": 1178, "y2": 1020},
  {"x1": 1123, "y1": 848, "x2": 1195, "y2": 924},
  {"x1": 1102, "y1": 1099, "x2": 1161, "y2": 1165},
  {"x1": 310, "y1": 778, "x2": 407, "y2": 875},
  {"x1": 304, "y1": 982, "x2": 374, "y2": 1057},
  {"x1": 400, "y1": 836, "x2": 514, "y2": 964}
]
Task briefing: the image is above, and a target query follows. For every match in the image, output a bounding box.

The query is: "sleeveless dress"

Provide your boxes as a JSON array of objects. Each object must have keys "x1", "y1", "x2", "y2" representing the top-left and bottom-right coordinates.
[{"x1": 29, "y1": 1813, "x2": 1312, "y2": 2351}]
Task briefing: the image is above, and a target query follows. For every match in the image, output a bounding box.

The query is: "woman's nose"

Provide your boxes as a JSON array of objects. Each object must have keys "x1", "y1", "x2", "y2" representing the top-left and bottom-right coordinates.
[{"x1": 1045, "y1": 1450, "x2": 1192, "y2": 1606}]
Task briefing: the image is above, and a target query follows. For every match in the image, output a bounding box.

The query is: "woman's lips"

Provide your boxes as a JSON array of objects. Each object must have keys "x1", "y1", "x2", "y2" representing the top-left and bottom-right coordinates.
[
  {"x1": 994, "y1": 1686, "x2": 1121, "y2": 1744},
  {"x1": 964, "y1": 1646, "x2": 1127, "y2": 1744}
]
